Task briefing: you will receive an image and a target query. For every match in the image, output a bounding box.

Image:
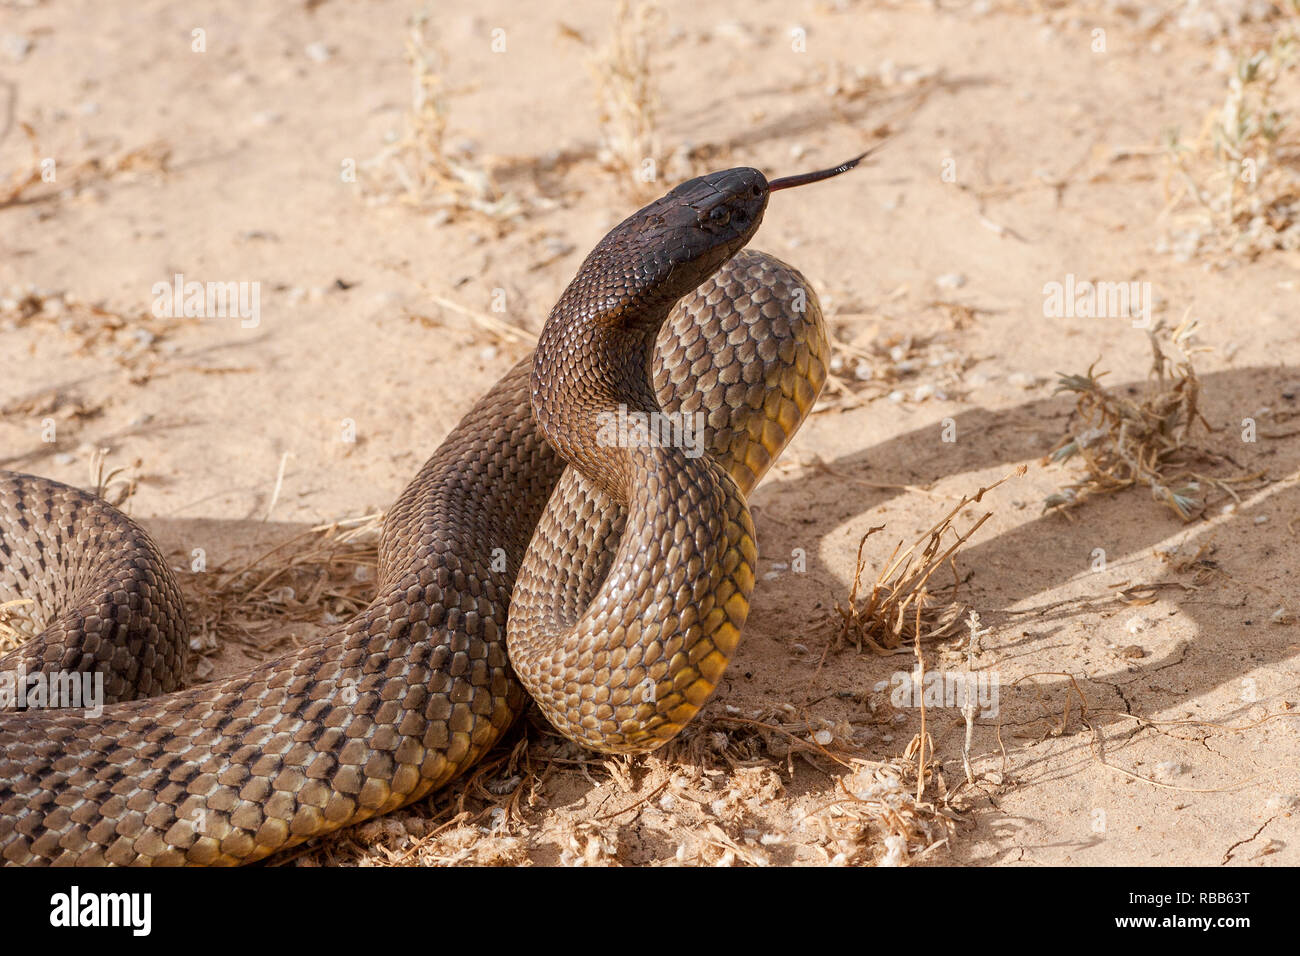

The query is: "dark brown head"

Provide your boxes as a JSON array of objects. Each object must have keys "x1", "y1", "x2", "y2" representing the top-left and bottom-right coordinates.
[
  {"x1": 544, "y1": 167, "x2": 771, "y2": 335},
  {"x1": 630, "y1": 165, "x2": 774, "y2": 292}
]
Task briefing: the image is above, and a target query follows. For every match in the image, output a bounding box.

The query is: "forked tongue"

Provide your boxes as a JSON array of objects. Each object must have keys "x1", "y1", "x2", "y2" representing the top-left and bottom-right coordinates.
[{"x1": 767, "y1": 143, "x2": 884, "y2": 192}]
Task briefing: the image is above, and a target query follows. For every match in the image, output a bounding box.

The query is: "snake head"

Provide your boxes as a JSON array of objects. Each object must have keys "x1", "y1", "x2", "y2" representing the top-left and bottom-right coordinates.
[
  {"x1": 665, "y1": 165, "x2": 772, "y2": 255},
  {"x1": 555, "y1": 152, "x2": 876, "y2": 334},
  {"x1": 586, "y1": 166, "x2": 774, "y2": 325}
]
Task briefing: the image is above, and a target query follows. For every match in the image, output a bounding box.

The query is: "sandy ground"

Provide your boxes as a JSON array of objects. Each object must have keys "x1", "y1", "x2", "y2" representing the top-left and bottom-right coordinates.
[{"x1": 1, "y1": 0, "x2": 1298, "y2": 865}]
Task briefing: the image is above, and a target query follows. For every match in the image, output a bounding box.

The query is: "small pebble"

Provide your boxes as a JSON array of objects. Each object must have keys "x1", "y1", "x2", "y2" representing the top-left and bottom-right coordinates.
[
  {"x1": 2, "y1": 34, "x2": 30, "y2": 62},
  {"x1": 1007, "y1": 372, "x2": 1042, "y2": 390}
]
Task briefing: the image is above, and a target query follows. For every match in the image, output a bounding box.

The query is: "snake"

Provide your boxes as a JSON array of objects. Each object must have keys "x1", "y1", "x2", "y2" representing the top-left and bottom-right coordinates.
[{"x1": 0, "y1": 154, "x2": 862, "y2": 865}]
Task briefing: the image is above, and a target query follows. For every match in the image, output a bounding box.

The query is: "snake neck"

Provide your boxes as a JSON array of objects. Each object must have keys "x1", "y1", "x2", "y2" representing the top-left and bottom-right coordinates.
[
  {"x1": 529, "y1": 190, "x2": 760, "y2": 501},
  {"x1": 531, "y1": 310, "x2": 669, "y2": 503}
]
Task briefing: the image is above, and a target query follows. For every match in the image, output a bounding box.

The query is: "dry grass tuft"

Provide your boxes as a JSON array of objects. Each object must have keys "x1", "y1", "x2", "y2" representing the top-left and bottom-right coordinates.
[
  {"x1": 1, "y1": 123, "x2": 170, "y2": 208},
  {"x1": 1042, "y1": 318, "x2": 1261, "y2": 520},
  {"x1": 2, "y1": 123, "x2": 48, "y2": 206},
  {"x1": 1163, "y1": 23, "x2": 1300, "y2": 259},
  {"x1": 794, "y1": 757, "x2": 958, "y2": 865},
  {"x1": 835, "y1": 469, "x2": 1022, "y2": 653},
  {"x1": 693, "y1": 710, "x2": 963, "y2": 865},
  {"x1": 404, "y1": 289, "x2": 535, "y2": 345},
  {"x1": 409, "y1": 825, "x2": 531, "y2": 866},
  {"x1": 185, "y1": 512, "x2": 383, "y2": 676},
  {"x1": 362, "y1": 8, "x2": 523, "y2": 225},
  {"x1": 588, "y1": 0, "x2": 665, "y2": 195},
  {"x1": 87, "y1": 448, "x2": 139, "y2": 509},
  {"x1": 0, "y1": 287, "x2": 192, "y2": 382}
]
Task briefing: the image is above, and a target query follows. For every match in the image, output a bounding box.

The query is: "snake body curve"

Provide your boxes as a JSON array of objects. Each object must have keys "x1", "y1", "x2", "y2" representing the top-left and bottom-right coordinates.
[{"x1": 0, "y1": 165, "x2": 834, "y2": 865}]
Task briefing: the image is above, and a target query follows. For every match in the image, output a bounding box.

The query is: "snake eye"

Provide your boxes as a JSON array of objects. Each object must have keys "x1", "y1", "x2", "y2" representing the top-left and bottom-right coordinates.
[{"x1": 709, "y1": 206, "x2": 731, "y2": 226}]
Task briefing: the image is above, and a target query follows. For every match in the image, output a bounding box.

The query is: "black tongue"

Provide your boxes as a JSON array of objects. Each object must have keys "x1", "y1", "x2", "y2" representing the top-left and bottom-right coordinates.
[{"x1": 768, "y1": 143, "x2": 884, "y2": 192}]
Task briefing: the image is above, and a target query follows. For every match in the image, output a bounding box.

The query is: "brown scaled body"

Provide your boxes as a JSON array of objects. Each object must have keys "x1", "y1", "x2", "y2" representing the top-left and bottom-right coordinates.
[{"x1": 0, "y1": 155, "x2": 858, "y2": 863}]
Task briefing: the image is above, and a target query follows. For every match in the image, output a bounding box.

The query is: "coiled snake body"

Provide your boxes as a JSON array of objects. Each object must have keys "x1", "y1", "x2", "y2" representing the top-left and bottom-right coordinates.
[{"x1": 0, "y1": 159, "x2": 858, "y2": 864}]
